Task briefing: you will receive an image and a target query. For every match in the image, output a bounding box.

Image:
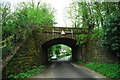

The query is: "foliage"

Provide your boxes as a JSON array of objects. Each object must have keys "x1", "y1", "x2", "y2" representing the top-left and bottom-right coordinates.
[
  {"x1": 48, "y1": 44, "x2": 72, "y2": 58},
  {"x1": 67, "y1": 1, "x2": 120, "y2": 57},
  {"x1": 85, "y1": 63, "x2": 120, "y2": 78},
  {"x1": 69, "y1": 55, "x2": 72, "y2": 61},
  {"x1": 8, "y1": 65, "x2": 46, "y2": 79},
  {"x1": 48, "y1": 44, "x2": 62, "y2": 56},
  {"x1": 1, "y1": 1, "x2": 56, "y2": 59},
  {"x1": 76, "y1": 34, "x2": 88, "y2": 45},
  {"x1": 76, "y1": 61, "x2": 85, "y2": 65},
  {"x1": 77, "y1": 61, "x2": 120, "y2": 78},
  {"x1": 100, "y1": 13, "x2": 120, "y2": 57},
  {"x1": 57, "y1": 53, "x2": 71, "y2": 58}
]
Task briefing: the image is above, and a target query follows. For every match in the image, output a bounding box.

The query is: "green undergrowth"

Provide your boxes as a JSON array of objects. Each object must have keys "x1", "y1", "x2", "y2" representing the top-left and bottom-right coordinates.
[
  {"x1": 57, "y1": 54, "x2": 71, "y2": 58},
  {"x1": 8, "y1": 65, "x2": 46, "y2": 79},
  {"x1": 77, "y1": 61, "x2": 120, "y2": 78},
  {"x1": 70, "y1": 55, "x2": 72, "y2": 61}
]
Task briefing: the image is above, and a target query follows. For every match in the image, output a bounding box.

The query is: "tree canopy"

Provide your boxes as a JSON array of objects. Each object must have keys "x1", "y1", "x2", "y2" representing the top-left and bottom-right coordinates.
[
  {"x1": 1, "y1": 1, "x2": 56, "y2": 59},
  {"x1": 67, "y1": 1, "x2": 120, "y2": 58}
]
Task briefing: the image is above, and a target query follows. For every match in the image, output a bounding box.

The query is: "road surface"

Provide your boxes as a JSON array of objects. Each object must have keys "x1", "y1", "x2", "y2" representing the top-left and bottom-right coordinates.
[
  {"x1": 57, "y1": 56, "x2": 70, "y2": 61},
  {"x1": 30, "y1": 56, "x2": 110, "y2": 79}
]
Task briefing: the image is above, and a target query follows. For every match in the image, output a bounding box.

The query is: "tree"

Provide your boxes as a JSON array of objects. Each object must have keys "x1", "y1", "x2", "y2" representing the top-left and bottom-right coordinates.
[
  {"x1": 48, "y1": 44, "x2": 62, "y2": 57},
  {"x1": 1, "y1": 1, "x2": 56, "y2": 59},
  {"x1": 101, "y1": 13, "x2": 120, "y2": 58},
  {"x1": 66, "y1": 0, "x2": 120, "y2": 59}
]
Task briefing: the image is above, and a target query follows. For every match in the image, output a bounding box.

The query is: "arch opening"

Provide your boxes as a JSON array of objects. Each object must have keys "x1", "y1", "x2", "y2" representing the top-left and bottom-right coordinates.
[
  {"x1": 41, "y1": 38, "x2": 82, "y2": 64},
  {"x1": 48, "y1": 44, "x2": 72, "y2": 61}
]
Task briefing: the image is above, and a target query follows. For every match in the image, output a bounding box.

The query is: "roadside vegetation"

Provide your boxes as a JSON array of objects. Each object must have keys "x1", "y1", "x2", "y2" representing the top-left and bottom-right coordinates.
[
  {"x1": 1, "y1": 1, "x2": 56, "y2": 79},
  {"x1": 1, "y1": 1, "x2": 56, "y2": 60},
  {"x1": 57, "y1": 53, "x2": 71, "y2": 58},
  {"x1": 77, "y1": 61, "x2": 120, "y2": 78},
  {"x1": 48, "y1": 44, "x2": 72, "y2": 60},
  {"x1": 7, "y1": 65, "x2": 46, "y2": 79},
  {"x1": 67, "y1": 1, "x2": 120, "y2": 59},
  {"x1": 67, "y1": 1, "x2": 120, "y2": 79}
]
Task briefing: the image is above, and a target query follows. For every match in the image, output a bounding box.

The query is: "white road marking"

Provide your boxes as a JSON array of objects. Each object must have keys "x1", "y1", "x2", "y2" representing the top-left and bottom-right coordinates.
[{"x1": 71, "y1": 63, "x2": 78, "y2": 68}]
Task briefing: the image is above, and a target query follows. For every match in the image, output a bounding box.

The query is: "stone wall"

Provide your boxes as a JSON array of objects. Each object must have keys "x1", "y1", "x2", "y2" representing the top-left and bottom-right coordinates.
[
  {"x1": 81, "y1": 38, "x2": 118, "y2": 64},
  {"x1": 2, "y1": 35, "x2": 42, "y2": 78}
]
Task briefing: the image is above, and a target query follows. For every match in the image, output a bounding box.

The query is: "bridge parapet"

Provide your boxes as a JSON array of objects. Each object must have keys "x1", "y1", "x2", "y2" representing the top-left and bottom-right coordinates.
[
  {"x1": 33, "y1": 26, "x2": 88, "y2": 34},
  {"x1": 32, "y1": 26, "x2": 88, "y2": 41}
]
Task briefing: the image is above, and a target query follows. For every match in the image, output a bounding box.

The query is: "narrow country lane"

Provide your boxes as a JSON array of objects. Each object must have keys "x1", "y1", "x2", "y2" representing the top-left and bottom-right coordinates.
[{"x1": 29, "y1": 56, "x2": 111, "y2": 80}]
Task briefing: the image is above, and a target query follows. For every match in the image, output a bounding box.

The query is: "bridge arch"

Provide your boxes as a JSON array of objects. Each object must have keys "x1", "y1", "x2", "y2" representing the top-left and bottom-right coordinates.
[{"x1": 41, "y1": 38, "x2": 82, "y2": 63}]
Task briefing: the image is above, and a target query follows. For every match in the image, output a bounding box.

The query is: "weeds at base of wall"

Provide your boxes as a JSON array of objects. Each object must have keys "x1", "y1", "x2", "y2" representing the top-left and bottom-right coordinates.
[
  {"x1": 7, "y1": 65, "x2": 46, "y2": 79},
  {"x1": 76, "y1": 61, "x2": 120, "y2": 78}
]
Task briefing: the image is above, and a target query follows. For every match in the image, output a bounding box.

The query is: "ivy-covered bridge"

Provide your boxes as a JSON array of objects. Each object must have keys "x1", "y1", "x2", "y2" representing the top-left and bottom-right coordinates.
[{"x1": 2, "y1": 26, "x2": 117, "y2": 78}]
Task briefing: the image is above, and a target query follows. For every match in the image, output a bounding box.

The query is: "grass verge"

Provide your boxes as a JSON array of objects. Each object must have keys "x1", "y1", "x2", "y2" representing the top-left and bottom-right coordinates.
[
  {"x1": 7, "y1": 65, "x2": 46, "y2": 79},
  {"x1": 76, "y1": 61, "x2": 120, "y2": 78}
]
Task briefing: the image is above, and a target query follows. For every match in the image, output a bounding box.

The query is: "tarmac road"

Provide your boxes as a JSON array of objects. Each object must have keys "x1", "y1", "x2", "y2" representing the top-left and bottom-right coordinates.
[{"x1": 30, "y1": 56, "x2": 110, "y2": 80}]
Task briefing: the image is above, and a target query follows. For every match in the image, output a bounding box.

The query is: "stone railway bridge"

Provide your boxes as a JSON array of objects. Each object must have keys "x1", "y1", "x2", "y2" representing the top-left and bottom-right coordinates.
[
  {"x1": 32, "y1": 26, "x2": 88, "y2": 63},
  {"x1": 2, "y1": 26, "x2": 117, "y2": 78}
]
